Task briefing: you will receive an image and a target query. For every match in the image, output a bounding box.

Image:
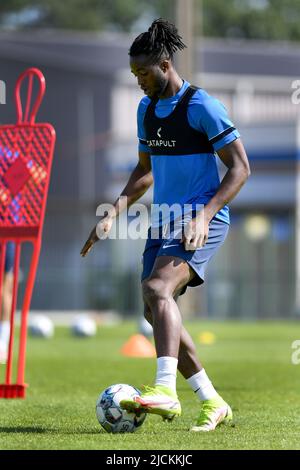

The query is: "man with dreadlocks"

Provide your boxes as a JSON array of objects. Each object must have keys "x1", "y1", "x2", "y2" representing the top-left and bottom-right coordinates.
[{"x1": 81, "y1": 19, "x2": 250, "y2": 432}]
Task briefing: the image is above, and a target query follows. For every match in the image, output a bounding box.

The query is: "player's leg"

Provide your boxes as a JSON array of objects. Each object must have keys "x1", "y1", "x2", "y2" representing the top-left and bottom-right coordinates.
[
  {"x1": 143, "y1": 300, "x2": 232, "y2": 430},
  {"x1": 122, "y1": 256, "x2": 231, "y2": 424},
  {"x1": 121, "y1": 255, "x2": 191, "y2": 419},
  {"x1": 166, "y1": 217, "x2": 232, "y2": 430},
  {"x1": 121, "y1": 255, "x2": 232, "y2": 427},
  {"x1": 142, "y1": 255, "x2": 190, "y2": 358},
  {"x1": 144, "y1": 300, "x2": 201, "y2": 379},
  {"x1": 121, "y1": 218, "x2": 232, "y2": 428},
  {"x1": 0, "y1": 243, "x2": 15, "y2": 364}
]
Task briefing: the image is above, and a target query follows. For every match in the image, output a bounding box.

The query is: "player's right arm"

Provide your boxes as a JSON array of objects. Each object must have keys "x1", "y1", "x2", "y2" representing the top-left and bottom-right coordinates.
[
  {"x1": 80, "y1": 151, "x2": 152, "y2": 257},
  {"x1": 118, "y1": 150, "x2": 152, "y2": 209}
]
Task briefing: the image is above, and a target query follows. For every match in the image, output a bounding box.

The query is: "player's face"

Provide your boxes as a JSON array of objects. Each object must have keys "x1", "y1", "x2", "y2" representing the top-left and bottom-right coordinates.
[{"x1": 130, "y1": 55, "x2": 168, "y2": 99}]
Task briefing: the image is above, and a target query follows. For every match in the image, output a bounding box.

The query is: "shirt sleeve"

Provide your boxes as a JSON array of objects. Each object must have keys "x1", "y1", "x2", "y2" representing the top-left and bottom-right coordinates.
[
  {"x1": 191, "y1": 95, "x2": 240, "y2": 152},
  {"x1": 137, "y1": 97, "x2": 151, "y2": 153}
]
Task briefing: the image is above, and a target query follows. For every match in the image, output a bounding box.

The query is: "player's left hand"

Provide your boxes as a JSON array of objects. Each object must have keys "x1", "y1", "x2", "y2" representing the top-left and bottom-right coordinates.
[{"x1": 181, "y1": 212, "x2": 210, "y2": 251}]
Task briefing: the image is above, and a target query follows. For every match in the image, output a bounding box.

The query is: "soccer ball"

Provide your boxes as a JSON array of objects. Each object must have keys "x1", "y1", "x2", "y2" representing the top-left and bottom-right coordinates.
[
  {"x1": 28, "y1": 315, "x2": 54, "y2": 338},
  {"x1": 96, "y1": 384, "x2": 146, "y2": 433},
  {"x1": 71, "y1": 315, "x2": 97, "y2": 337}
]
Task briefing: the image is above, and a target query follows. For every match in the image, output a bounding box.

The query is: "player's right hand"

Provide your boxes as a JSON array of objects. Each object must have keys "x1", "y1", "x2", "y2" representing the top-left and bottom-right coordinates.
[
  {"x1": 80, "y1": 216, "x2": 114, "y2": 257},
  {"x1": 80, "y1": 226, "x2": 98, "y2": 257}
]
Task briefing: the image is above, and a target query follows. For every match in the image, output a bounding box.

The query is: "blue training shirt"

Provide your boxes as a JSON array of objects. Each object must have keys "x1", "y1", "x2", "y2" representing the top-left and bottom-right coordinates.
[{"x1": 137, "y1": 80, "x2": 240, "y2": 227}]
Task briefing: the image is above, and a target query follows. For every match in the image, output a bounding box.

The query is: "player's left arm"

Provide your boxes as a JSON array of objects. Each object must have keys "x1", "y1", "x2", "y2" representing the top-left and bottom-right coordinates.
[
  {"x1": 183, "y1": 95, "x2": 251, "y2": 250},
  {"x1": 204, "y1": 137, "x2": 251, "y2": 222},
  {"x1": 183, "y1": 138, "x2": 250, "y2": 250}
]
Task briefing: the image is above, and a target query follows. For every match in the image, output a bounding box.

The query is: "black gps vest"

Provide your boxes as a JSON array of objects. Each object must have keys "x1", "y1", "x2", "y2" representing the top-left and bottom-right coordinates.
[{"x1": 143, "y1": 85, "x2": 214, "y2": 156}]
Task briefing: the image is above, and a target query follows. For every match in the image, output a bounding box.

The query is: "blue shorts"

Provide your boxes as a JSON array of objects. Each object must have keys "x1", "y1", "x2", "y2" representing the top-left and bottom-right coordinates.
[
  {"x1": 4, "y1": 242, "x2": 15, "y2": 273},
  {"x1": 141, "y1": 217, "x2": 229, "y2": 294}
]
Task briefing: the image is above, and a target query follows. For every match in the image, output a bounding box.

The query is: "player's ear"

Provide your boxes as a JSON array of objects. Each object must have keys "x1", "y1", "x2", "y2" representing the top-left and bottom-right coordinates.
[{"x1": 160, "y1": 60, "x2": 170, "y2": 73}]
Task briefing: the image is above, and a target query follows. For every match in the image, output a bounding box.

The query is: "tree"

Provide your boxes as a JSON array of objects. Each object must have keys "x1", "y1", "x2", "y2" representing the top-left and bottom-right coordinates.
[
  {"x1": 0, "y1": 0, "x2": 137, "y2": 31},
  {"x1": 201, "y1": 0, "x2": 300, "y2": 41},
  {"x1": 1, "y1": 0, "x2": 300, "y2": 42}
]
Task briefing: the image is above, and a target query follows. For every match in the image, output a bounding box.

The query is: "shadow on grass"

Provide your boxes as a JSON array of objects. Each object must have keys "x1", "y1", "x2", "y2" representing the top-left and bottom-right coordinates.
[
  {"x1": 0, "y1": 426, "x2": 105, "y2": 437},
  {"x1": 63, "y1": 426, "x2": 190, "y2": 435},
  {"x1": 0, "y1": 425, "x2": 192, "y2": 436},
  {"x1": 0, "y1": 426, "x2": 49, "y2": 434},
  {"x1": 63, "y1": 429, "x2": 102, "y2": 435}
]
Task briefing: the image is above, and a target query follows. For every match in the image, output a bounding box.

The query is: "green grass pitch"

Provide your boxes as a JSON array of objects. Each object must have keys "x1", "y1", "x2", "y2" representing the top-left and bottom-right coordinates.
[{"x1": 0, "y1": 321, "x2": 300, "y2": 450}]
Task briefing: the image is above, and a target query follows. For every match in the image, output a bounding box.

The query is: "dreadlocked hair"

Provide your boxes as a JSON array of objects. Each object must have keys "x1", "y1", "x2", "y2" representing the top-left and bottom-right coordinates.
[{"x1": 129, "y1": 18, "x2": 186, "y2": 63}]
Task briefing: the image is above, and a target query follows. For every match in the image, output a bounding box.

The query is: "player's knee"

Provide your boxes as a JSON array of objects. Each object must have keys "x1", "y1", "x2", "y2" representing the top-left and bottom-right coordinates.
[{"x1": 142, "y1": 278, "x2": 170, "y2": 305}]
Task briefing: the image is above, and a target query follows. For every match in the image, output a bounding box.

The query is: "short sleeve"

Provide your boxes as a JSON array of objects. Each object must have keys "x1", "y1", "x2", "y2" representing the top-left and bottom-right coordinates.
[
  {"x1": 198, "y1": 97, "x2": 240, "y2": 152},
  {"x1": 137, "y1": 97, "x2": 151, "y2": 153}
]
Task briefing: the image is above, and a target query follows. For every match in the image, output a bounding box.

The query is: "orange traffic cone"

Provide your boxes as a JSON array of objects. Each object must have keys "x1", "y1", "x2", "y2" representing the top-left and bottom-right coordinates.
[{"x1": 121, "y1": 334, "x2": 156, "y2": 358}]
